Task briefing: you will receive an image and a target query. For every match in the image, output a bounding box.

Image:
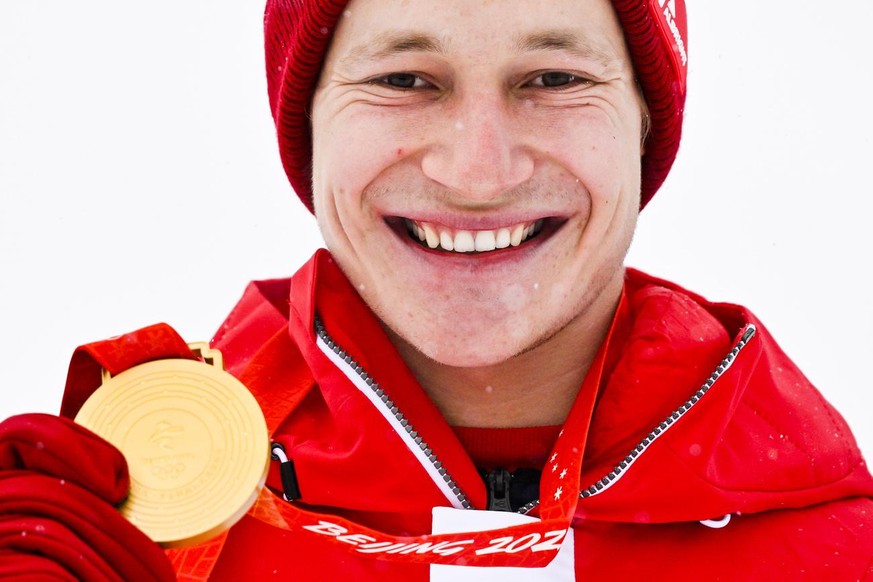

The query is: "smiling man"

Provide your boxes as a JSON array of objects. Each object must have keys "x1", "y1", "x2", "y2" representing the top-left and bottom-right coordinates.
[
  {"x1": 1, "y1": 0, "x2": 872, "y2": 580},
  {"x1": 310, "y1": 0, "x2": 644, "y2": 430}
]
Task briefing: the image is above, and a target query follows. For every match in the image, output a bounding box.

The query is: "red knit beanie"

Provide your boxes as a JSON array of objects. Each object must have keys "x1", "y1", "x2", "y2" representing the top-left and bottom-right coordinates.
[{"x1": 264, "y1": 0, "x2": 688, "y2": 212}]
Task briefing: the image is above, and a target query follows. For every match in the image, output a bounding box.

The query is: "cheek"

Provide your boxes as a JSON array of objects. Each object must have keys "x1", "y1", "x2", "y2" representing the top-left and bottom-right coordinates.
[
  {"x1": 315, "y1": 135, "x2": 381, "y2": 205},
  {"x1": 315, "y1": 107, "x2": 424, "y2": 198},
  {"x1": 313, "y1": 140, "x2": 385, "y2": 247},
  {"x1": 583, "y1": 142, "x2": 640, "y2": 204},
  {"x1": 587, "y1": 124, "x2": 639, "y2": 180},
  {"x1": 525, "y1": 110, "x2": 639, "y2": 198}
]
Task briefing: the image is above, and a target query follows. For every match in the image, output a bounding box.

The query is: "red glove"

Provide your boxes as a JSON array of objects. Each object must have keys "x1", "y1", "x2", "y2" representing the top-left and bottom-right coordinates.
[{"x1": 0, "y1": 413, "x2": 176, "y2": 581}]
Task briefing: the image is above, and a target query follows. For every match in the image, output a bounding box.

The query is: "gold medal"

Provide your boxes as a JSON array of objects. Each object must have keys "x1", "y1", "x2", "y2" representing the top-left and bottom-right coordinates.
[{"x1": 74, "y1": 344, "x2": 269, "y2": 548}]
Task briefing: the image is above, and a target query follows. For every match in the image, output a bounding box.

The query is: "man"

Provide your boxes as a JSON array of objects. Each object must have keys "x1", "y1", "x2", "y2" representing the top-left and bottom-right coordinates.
[{"x1": 1, "y1": 0, "x2": 871, "y2": 580}]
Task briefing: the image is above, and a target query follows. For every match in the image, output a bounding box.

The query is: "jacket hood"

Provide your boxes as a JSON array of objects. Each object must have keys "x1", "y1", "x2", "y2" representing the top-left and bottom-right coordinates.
[{"x1": 213, "y1": 250, "x2": 873, "y2": 531}]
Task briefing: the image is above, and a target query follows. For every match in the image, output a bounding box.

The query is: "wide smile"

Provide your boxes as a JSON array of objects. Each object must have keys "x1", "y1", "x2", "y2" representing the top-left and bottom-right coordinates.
[{"x1": 389, "y1": 216, "x2": 564, "y2": 255}]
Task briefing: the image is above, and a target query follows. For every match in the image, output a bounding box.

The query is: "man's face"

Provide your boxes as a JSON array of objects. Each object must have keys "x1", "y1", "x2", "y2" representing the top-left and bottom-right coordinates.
[{"x1": 311, "y1": 0, "x2": 643, "y2": 368}]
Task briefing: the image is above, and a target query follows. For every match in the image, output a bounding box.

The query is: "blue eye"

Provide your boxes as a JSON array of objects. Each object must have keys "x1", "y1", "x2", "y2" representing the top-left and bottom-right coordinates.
[
  {"x1": 376, "y1": 73, "x2": 428, "y2": 89},
  {"x1": 528, "y1": 72, "x2": 588, "y2": 89},
  {"x1": 540, "y1": 72, "x2": 575, "y2": 87}
]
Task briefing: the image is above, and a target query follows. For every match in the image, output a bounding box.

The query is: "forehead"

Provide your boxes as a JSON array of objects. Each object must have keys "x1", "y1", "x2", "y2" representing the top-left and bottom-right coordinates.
[{"x1": 329, "y1": 0, "x2": 628, "y2": 66}]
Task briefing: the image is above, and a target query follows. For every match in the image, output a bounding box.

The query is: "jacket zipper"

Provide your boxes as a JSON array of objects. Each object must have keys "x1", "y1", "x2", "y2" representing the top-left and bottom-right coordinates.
[
  {"x1": 516, "y1": 324, "x2": 758, "y2": 515},
  {"x1": 482, "y1": 467, "x2": 542, "y2": 512},
  {"x1": 315, "y1": 315, "x2": 756, "y2": 516},
  {"x1": 314, "y1": 316, "x2": 473, "y2": 509},
  {"x1": 485, "y1": 468, "x2": 514, "y2": 512}
]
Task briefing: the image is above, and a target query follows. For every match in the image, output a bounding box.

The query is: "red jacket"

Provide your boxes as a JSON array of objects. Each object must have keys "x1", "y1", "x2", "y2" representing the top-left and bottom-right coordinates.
[{"x1": 160, "y1": 251, "x2": 873, "y2": 580}]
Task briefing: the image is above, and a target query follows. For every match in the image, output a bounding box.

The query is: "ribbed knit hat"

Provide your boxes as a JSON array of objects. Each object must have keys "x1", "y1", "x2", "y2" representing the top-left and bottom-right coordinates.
[{"x1": 264, "y1": 0, "x2": 688, "y2": 211}]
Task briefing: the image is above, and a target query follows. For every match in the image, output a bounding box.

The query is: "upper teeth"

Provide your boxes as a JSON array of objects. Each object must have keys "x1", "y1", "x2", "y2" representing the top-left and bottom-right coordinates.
[{"x1": 406, "y1": 219, "x2": 543, "y2": 253}]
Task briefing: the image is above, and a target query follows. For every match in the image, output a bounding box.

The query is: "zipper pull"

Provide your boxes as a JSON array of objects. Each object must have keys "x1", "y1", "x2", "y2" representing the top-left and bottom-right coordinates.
[
  {"x1": 485, "y1": 468, "x2": 514, "y2": 512},
  {"x1": 271, "y1": 442, "x2": 301, "y2": 501}
]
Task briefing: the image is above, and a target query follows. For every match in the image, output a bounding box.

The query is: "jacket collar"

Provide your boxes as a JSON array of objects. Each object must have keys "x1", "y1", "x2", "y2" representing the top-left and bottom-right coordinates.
[{"x1": 261, "y1": 251, "x2": 873, "y2": 525}]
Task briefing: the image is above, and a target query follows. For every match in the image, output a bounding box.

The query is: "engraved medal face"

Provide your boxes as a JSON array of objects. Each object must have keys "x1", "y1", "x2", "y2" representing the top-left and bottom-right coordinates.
[{"x1": 75, "y1": 358, "x2": 269, "y2": 547}]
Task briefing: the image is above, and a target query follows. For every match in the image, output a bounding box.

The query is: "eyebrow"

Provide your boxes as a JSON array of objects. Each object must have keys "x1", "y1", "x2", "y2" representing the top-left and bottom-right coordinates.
[
  {"x1": 340, "y1": 31, "x2": 447, "y2": 69},
  {"x1": 514, "y1": 30, "x2": 620, "y2": 68}
]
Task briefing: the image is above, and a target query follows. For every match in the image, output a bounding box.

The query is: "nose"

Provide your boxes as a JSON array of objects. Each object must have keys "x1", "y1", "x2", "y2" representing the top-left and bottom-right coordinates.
[{"x1": 421, "y1": 95, "x2": 534, "y2": 202}]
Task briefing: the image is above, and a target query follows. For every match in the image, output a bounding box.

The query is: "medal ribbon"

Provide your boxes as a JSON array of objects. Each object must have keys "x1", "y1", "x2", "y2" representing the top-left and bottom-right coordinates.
[
  {"x1": 227, "y1": 315, "x2": 611, "y2": 569},
  {"x1": 59, "y1": 323, "x2": 197, "y2": 419}
]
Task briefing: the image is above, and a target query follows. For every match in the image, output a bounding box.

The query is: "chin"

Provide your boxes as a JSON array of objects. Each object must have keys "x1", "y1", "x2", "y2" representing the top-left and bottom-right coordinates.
[
  {"x1": 420, "y1": 341, "x2": 523, "y2": 369},
  {"x1": 385, "y1": 309, "x2": 545, "y2": 369}
]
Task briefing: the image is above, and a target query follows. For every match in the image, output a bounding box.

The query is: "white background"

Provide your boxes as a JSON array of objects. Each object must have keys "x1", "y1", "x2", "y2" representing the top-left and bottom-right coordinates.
[{"x1": 1, "y1": 2, "x2": 871, "y2": 459}]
